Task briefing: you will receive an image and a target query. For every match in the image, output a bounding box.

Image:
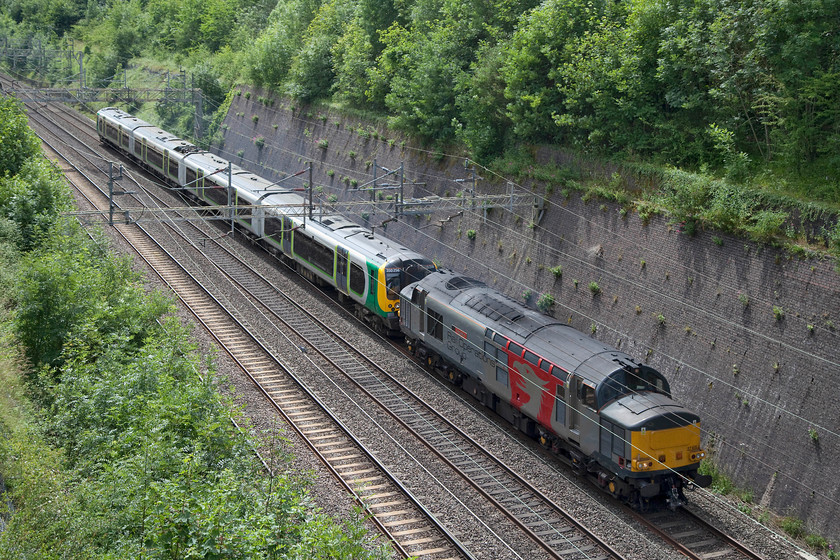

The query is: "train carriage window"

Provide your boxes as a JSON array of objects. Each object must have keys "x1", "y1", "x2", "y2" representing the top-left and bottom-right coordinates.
[
  {"x1": 349, "y1": 263, "x2": 365, "y2": 295},
  {"x1": 121, "y1": 130, "x2": 130, "y2": 147},
  {"x1": 134, "y1": 138, "x2": 143, "y2": 158},
  {"x1": 185, "y1": 167, "x2": 196, "y2": 186},
  {"x1": 555, "y1": 384, "x2": 566, "y2": 424},
  {"x1": 235, "y1": 193, "x2": 251, "y2": 226},
  {"x1": 485, "y1": 328, "x2": 493, "y2": 339},
  {"x1": 204, "y1": 180, "x2": 228, "y2": 206},
  {"x1": 540, "y1": 360, "x2": 551, "y2": 373},
  {"x1": 524, "y1": 350, "x2": 539, "y2": 366},
  {"x1": 147, "y1": 147, "x2": 163, "y2": 169},
  {"x1": 508, "y1": 342, "x2": 523, "y2": 357},
  {"x1": 484, "y1": 341, "x2": 494, "y2": 358},
  {"x1": 426, "y1": 307, "x2": 443, "y2": 340},
  {"x1": 293, "y1": 232, "x2": 334, "y2": 275},
  {"x1": 493, "y1": 333, "x2": 507, "y2": 347},
  {"x1": 496, "y1": 365, "x2": 509, "y2": 386},
  {"x1": 264, "y1": 217, "x2": 282, "y2": 240},
  {"x1": 581, "y1": 384, "x2": 597, "y2": 409},
  {"x1": 167, "y1": 154, "x2": 178, "y2": 179},
  {"x1": 106, "y1": 124, "x2": 119, "y2": 142}
]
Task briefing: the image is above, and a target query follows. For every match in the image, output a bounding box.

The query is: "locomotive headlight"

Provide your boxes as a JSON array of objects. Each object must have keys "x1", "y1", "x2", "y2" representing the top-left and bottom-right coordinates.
[{"x1": 635, "y1": 458, "x2": 653, "y2": 470}]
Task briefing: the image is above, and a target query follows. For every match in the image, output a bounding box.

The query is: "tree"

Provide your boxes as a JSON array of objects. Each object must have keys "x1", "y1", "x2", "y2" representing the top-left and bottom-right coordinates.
[
  {"x1": 501, "y1": 0, "x2": 612, "y2": 142},
  {"x1": 0, "y1": 97, "x2": 40, "y2": 178}
]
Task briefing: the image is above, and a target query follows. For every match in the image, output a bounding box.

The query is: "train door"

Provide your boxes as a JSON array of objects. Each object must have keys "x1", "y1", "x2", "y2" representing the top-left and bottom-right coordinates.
[
  {"x1": 411, "y1": 287, "x2": 427, "y2": 338},
  {"x1": 282, "y1": 217, "x2": 293, "y2": 254},
  {"x1": 336, "y1": 247, "x2": 349, "y2": 293},
  {"x1": 568, "y1": 374, "x2": 581, "y2": 441}
]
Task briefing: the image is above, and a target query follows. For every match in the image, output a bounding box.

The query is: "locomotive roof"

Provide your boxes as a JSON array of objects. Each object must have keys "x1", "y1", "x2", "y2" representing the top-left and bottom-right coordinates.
[
  {"x1": 600, "y1": 392, "x2": 700, "y2": 430},
  {"x1": 418, "y1": 270, "x2": 647, "y2": 386}
]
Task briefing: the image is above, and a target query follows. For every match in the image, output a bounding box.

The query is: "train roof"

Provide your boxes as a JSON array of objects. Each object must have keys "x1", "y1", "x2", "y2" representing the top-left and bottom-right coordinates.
[
  {"x1": 99, "y1": 107, "x2": 199, "y2": 156},
  {"x1": 600, "y1": 392, "x2": 700, "y2": 430},
  {"x1": 415, "y1": 270, "x2": 647, "y2": 386}
]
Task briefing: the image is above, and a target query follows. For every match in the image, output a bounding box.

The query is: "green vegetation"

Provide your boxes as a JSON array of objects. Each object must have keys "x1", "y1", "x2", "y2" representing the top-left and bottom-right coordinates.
[
  {"x1": 0, "y1": 103, "x2": 389, "y2": 558},
  {"x1": 2, "y1": 0, "x2": 839, "y2": 259},
  {"x1": 536, "y1": 293, "x2": 554, "y2": 313}
]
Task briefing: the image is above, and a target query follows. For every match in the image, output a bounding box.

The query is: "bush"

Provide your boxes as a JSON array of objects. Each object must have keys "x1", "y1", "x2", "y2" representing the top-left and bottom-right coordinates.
[
  {"x1": 2, "y1": 225, "x2": 392, "y2": 559},
  {"x1": 537, "y1": 293, "x2": 555, "y2": 312}
]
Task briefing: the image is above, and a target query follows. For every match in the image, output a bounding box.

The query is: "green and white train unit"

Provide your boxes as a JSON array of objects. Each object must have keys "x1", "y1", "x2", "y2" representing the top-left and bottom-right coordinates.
[{"x1": 97, "y1": 107, "x2": 436, "y2": 334}]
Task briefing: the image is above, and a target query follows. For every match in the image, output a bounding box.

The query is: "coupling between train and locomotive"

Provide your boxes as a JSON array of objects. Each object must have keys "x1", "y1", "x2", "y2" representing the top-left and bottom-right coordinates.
[
  {"x1": 399, "y1": 270, "x2": 712, "y2": 508},
  {"x1": 97, "y1": 107, "x2": 711, "y2": 508},
  {"x1": 96, "y1": 107, "x2": 436, "y2": 335}
]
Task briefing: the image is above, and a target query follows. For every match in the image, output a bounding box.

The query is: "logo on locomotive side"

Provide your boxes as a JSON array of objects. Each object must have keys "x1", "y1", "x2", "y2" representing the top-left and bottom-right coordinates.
[{"x1": 507, "y1": 354, "x2": 563, "y2": 427}]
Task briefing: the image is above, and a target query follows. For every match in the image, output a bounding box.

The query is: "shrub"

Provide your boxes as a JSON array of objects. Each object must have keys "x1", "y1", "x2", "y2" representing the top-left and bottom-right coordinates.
[
  {"x1": 550, "y1": 265, "x2": 563, "y2": 279},
  {"x1": 254, "y1": 136, "x2": 265, "y2": 149},
  {"x1": 781, "y1": 517, "x2": 806, "y2": 539},
  {"x1": 773, "y1": 306, "x2": 785, "y2": 321},
  {"x1": 537, "y1": 293, "x2": 555, "y2": 312},
  {"x1": 466, "y1": 229, "x2": 476, "y2": 240},
  {"x1": 589, "y1": 281, "x2": 601, "y2": 295}
]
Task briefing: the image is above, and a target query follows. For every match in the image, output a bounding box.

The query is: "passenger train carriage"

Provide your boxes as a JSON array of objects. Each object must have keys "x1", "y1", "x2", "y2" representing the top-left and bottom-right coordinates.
[
  {"x1": 400, "y1": 269, "x2": 711, "y2": 507},
  {"x1": 97, "y1": 107, "x2": 436, "y2": 334}
]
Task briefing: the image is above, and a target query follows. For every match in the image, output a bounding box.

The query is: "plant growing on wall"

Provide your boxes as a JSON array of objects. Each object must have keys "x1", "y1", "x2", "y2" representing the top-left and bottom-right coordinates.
[{"x1": 537, "y1": 293, "x2": 555, "y2": 313}]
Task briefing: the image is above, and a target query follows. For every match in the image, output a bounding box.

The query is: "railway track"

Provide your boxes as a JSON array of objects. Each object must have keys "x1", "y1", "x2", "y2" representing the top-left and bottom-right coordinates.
[
  {"x1": 19, "y1": 104, "x2": 473, "y2": 560},
  {"x1": 634, "y1": 507, "x2": 765, "y2": 560},
  {"x1": 21, "y1": 93, "x2": 623, "y2": 560},
  {"x1": 4, "y1": 80, "x2": 783, "y2": 560}
]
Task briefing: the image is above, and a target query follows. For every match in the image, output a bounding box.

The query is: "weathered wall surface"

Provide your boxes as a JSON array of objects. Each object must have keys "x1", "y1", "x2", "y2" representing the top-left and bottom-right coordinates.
[{"x1": 217, "y1": 89, "x2": 840, "y2": 539}]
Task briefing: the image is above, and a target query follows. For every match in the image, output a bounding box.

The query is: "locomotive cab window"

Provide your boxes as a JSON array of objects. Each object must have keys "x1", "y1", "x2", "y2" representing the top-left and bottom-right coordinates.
[{"x1": 581, "y1": 384, "x2": 597, "y2": 409}]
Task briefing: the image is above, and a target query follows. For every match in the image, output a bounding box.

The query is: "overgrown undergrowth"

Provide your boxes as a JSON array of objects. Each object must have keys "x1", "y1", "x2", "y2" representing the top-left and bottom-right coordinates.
[{"x1": 0, "y1": 98, "x2": 390, "y2": 558}]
